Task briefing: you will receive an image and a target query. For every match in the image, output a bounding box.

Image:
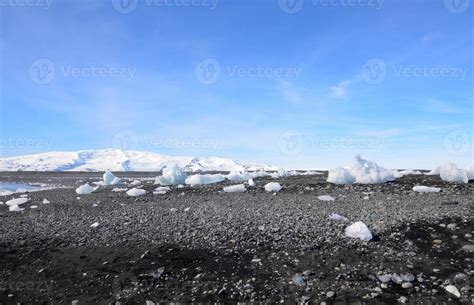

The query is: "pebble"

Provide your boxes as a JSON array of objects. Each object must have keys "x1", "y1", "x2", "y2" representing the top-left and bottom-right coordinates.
[
  {"x1": 401, "y1": 282, "x2": 413, "y2": 289},
  {"x1": 445, "y1": 285, "x2": 460, "y2": 298},
  {"x1": 292, "y1": 274, "x2": 305, "y2": 286},
  {"x1": 433, "y1": 239, "x2": 443, "y2": 244},
  {"x1": 461, "y1": 244, "x2": 474, "y2": 252},
  {"x1": 326, "y1": 291, "x2": 335, "y2": 298}
]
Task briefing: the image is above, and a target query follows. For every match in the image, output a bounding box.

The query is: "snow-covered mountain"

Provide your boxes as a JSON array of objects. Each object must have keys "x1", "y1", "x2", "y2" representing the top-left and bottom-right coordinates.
[{"x1": 0, "y1": 149, "x2": 278, "y2": 172}]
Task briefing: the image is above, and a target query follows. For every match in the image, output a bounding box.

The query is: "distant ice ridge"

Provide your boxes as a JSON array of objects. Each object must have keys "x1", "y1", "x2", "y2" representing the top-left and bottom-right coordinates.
[
  {"x1": 327, "y1": 154, "x2": 395, "y2": 184},
  {"x1": 0, "y1": 149, "x2": 278, "y2": 172},
  {"x1": 393, "y1": 169, "x2": 422, "y2": 178},
  {"x1": 427, "y1": 162, "x2": 473, "y2": 183}
]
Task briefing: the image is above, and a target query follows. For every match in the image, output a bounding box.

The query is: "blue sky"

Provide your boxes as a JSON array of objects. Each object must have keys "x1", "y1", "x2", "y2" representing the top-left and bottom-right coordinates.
[{"x1": 0, "y1": 0, "x2": 472, "y2": 169}]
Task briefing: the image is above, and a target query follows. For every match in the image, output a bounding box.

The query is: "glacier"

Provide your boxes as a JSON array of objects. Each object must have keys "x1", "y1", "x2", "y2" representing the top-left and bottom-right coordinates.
[{"x1": 0, "y1": 149, "x2": 278, "y2": 172}]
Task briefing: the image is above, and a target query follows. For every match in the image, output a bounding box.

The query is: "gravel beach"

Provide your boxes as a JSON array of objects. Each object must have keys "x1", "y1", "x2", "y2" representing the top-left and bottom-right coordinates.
[{"x1": 0, "y1": 172, "x2": 472, "y2": 304}]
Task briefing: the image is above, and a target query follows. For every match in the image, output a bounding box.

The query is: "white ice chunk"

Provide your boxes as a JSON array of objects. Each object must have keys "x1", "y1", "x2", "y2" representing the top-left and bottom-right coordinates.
[
  {"x1": 155, "y1": 165, "x2": 187, "y2": 185},
  {"x1": 126, "y1": 188, "x2": 147, "y2": 196},
  {"x1": 412, "y1": 186, "x2": 441, "y2": 193},
  {"x1": 248, "y1": 178, "x2": 256, "y2": 186},
  {"x1": 327, "y1": 167, "x2": 356, "y2": 184},
  {"x1": 439, "y1": 162, "x2": 468, "y2": 183},
  {"x1": 223, "y1": 184, "x2": 247, "y2": 193},
  {"x1": 264, "y1": 182, "x2": 282, "y2": 192},
  {"x1": 75, "y1": 183, "x2": 99, "y2": 195},
  {"x1": 154, "y1": 186, "x2": 171, "y2": 195},
  {"x1": 90, "y1": 222, "x2": 99, "y2": 228},
  {"x1": 103, "y1": 170, "x2": 122, "y2": 186},
  {"x1": 329, "y1": 213, "x2": 348, "y2": 221},
  {"x1": 30, "y1": 205, "x2": 38, "y2": 209},
  {"x1": 6, "y1": 197, "x2": 29, "y2": 206},
  {"x1": 345, "y1": 221, "x2": 373, "y2": 241},
  {"x1": 318, "y1": 195, "x2": 335, "y2": 202},
  {"x1": 43, "y1": 198, "x2": 50, "y2": 204},
  {"x1": 328, "y1": 155, "x2": 394, "y2": 184},
  {"x1": 185, "y1": 174, "x2": 225, "y2": 185},
  {"x1": 130, "y1": 180, "x2": 141, "y2": 186},
  {"x1": 9, "y1": 205, "x2": 24, "y2": 212},
  {"x1": 466, "y1": 164, "x2": 474, "y2": 180},
  {"x1": 226, "y1": 171, "x2": 252, "y2": 181}
]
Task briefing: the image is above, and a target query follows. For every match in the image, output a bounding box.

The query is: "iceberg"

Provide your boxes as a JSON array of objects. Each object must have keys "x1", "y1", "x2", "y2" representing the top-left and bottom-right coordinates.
[
  {"x1": 328, "y1": 155, "x2": 394, "y2": 184},
  {"x1": 103, "y1": 170, "x2": 122, "y2": 186},
  {"x1": 155, "y1": 165, "x2": 187, "y2": 185}
]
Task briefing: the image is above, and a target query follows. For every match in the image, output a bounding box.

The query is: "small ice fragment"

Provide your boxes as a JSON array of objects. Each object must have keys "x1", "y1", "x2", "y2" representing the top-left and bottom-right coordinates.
[
  {"x1": 318, "y1": 195, "x2": 335, "y2": 201},
  {"x1": 412, "y1": 186, "x2": 441, "y2": 193},
  {"x1": 329, "y1": 213, "x2": 348, "y2": 221},
  {"x1": 75, "y1": 183, "x2": 98, "y2": 195},
  {"x1": 6, "y1": 197, "x2": 29, "y2": 206},
  {"x1": 126, "y1": 188, "x2": 147, "y2": 197},
  {"x1": 223, "y1": 184, "x2": 247, "y2": 193},
  {"x1": 345, "y1": 221, "x2": 373, "y2": 241},
  {"x1": 90, "y1": 222, "x2": 99, "y2": 228},
  {"x1": 264, "y1": 182, "x2": 282, "y2": 192},
  {"x1": 9, "y1": 205, "x2": 24, "y2": 212}
]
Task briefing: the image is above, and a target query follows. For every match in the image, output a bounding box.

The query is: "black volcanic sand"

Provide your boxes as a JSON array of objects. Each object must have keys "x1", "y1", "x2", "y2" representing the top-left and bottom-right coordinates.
[{"x1": 0, "y1": 172, "x2": 472, "y2": 304}]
